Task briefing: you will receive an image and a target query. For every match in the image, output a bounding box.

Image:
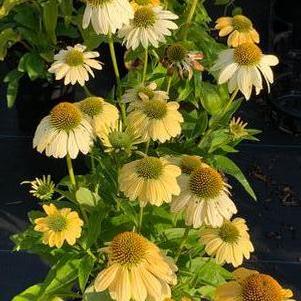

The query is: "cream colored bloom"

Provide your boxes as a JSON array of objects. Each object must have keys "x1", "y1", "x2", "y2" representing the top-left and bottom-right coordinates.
[
  {"x1": 229, "y1": 117, "x2": 248, "y2": 139},
  {"x1": 33, "y1": 102, "x2": 94, "y2": 159},
  {"x1": 82, "y1": 0, "x2": 134, "y2": 35},
  {"x1": 118, "y1": 6, "x2": 178, "y2": 50},
  {"x1": 215, "y1": 15, "x2": 260, "y2": 47},
  {"x1": 171, "y1": 162, "x2": 237, "y2": 228},
  {"x1": 77, "y1": 96, "x2": 119, "y2": 135},
  {"x1": 21, "y1": 175, "x2": 55, "y2": 201},
  {"x1": 211, "y1": 43, "x2": 279, "y2": 100},
  {"x1": 215, "y1": 268, "x2": 295, "y2": 301},
  {"x1": 34, "y1": 203, "x2": 83, "y2": 248},
  {"x1": 127, "y1": 96, "x2": 183, "y2": 143},
  {"x1": 119, "y1": 156, "x2": 181, "y2": 206},
  {"x1": 131, "y1": 0, "x2": 160, "y2": 11},
  {"x1": 94, "y1": 231, "x2": 177, "y2": 301},
  {"x1": 200, "y1": 218, "x2": 254, "y2": 267},
  {"x1": 48, "y1": 44, "x2": 102, "y2": 86}
]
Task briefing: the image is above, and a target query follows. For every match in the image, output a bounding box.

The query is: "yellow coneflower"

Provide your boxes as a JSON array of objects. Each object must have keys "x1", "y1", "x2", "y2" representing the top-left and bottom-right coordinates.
[
  {"x1": 34, "y1": 204, "x2": 83, "y2": 248},
  {"x1": 33, "y1": 102, "x2": 94, "y2": 159},
  {"x1": 200, "y1": 218, "x2": 254, "y2": 267},
  {"x1": 215, "y1": 15, "x2": 260, "y2": 47},
  {"x1": 171, "y1": 162, "x2": 237, "y2": 228},
  {"x1": 119, "y1": 156, "x2": 181, "y2": 207},
  {"x1": 215, "y1": 268, "x2": 295, "y2": 301},
  {"x1": 94, "y1": 231, "x2": 177, "y2": 301}
]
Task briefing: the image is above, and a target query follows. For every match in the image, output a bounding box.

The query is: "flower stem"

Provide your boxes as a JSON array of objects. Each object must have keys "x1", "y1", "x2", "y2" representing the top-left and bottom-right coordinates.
[
  {"x1": 66, "y1": 154, "x2": 77, "y2": 190},
  {"x1": 166, "y1": 76, "x2": 172, "y2": 93},
  {"x1": 145, "y1": 139, "x2": 150, "y2": 155},
  {"x1": 138, "y1": 205, "x2": 144, "y2": 233},
  {"x1": 83, "y1": 85, "x2": 92, "y2": 96},
  {"x1": 108, "y1": 33, "x2": 127, "y2": 125},
  {"x1": 182, "y1": 0, "x2": 199, "y2": 40},
  {"x1": 175, "y1": 227, "x2": 190, "y2": 263},
  {"x1": 142, "y1": 47, "x2": 148, "y2": 84},
  {"x1": 223, "y1": 88, "x2": 239, "y2": 113}
]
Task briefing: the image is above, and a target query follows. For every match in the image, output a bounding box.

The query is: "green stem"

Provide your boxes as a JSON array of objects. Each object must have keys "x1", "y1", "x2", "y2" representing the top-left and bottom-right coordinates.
[
  {"x1": 145, "y1": 139, "x2": 150, "y2": 155},
  {"x1": 182, "y1": 0, "x2": 199, "y2": 40},
  {"x1": 175, "y1": 227, "x2": 190, "y2": 263},
  {"x1": 166, "y1": 76, "x2": 172, "y2": 93},
  {"x1": 66, "y1": 154, "x2": 77, "y2": 190},
  {"x1": 108, "y1": 33, "x2": 127, "y2": 125},
  {"x1": 83, "y1": 85, "x2": 92, "y2": 96},
  {"x1": 142, "y1": 47, "x2": 148, "y2": 84},
  {"x1": 138, "y1": 206, "x2": 144, "y2": 233},
  {"x1": 223, "y1": 88, "x2": 239, "y2": 113}
]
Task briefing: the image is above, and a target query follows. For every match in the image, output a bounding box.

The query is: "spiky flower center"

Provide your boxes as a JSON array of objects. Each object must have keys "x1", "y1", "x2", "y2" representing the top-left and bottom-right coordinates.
[
  {"x1": 219, "y1": 222, "x2": 240, "y2": 243},
  {"x1": 65, "y1": 49, "x2": 84, "y2": 67},
  {"x1": 242, "y1": 274, "x2": 284, "y2": 301},
  {"x1": 138, "y1": 87, "x2": 155, "y2": 99},
  {"x1": 234, "y1": 43, "x2": 262, "y2": 66},
  {"x1": 110, "y1": 232, "x2": 148, "y2": 266},
  {"x1": 86, "y1": 0, "x2": 112, "y2": 7},
  {"x1": 180, "y1": 156, "x2": 202, "y2": 174},
  {"x1": 143, "y1": 100, "x2": 167, "y2": 119},
  {"x1": 136, "y1": 157, "x2": 163, "y2": 179},
  {"x1": 35, "y1": 183, "x2": 54, "y2": 200},
  {"x1": 230, "y1": 120, "x2": 248, "y2": 138},
  {"x1": 167, "y1": 43, "x2": 187, "y2": 62},
  {"x1": 46, "y1": 215, "x2": 67, "y2": 232},
  {"x1": 232, "y1": 15, "x2": 253, "y2": 32},
  {"x1": 133, "y1": 7, "x2": 156, "y2": 28},
  {"x1": 189, "y1": 167, "x2": 223, "y2": 199},
  {"x1": 79, "y1": 97, "x2": 103, "y2": 117},
  {"x1": 50, "y1": 102, "x2": 82, "y2": 131},
  {"x1": 109, "y1": 131, "x2": 132, "y2": 149}
]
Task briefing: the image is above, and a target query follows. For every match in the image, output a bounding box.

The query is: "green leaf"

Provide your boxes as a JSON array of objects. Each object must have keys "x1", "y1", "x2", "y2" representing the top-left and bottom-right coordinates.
[
  {"x1": 42, "y1": 0, "x2": 58, "y2": 44},
  {"x1": 3, "y1": 69, "x2": 23, "y2": 108},
  {"x1": 18, "y1": 53, "x2": 45, "y2": 80},
  {"x1": 12, "y1": 284, "x2": 43, "y2": 301},
  {"x1": 0, "y1": 0, "x2": 28, "y2": 19},
  {"x1": 83, "y1": 289, "x2": 112, "y2": 301},
  {"x1": 41, "y1": 255, "x2": 81, "y2": 296},
  {"x1": 75, "y1": 187, "x2": 100, "y2": 209},
  {"x1": 213, "y1": 155, "x2": 257, "y2": 200},
  {"x1": 59, "y1": 0, "x2": 73, "y2": 23},
  {"x1": 78, "y1": 255, "x2": 95, "y2": 293},
  {"x1": 0, "y1": 28, "x2": 20, "y2": 60}
]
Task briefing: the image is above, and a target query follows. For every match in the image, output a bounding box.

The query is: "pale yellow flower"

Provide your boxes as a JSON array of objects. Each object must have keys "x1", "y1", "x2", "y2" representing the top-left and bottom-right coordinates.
[
  {"x1": 119, "y1": 156, "x2": 181, "y2": 207},
  {"x1": 48, "y1": 44, "x2": 102, "y2": 86},
  {"x1": 200, "y1": 218, "x2": 254, "y2": 267},
  {"x1": 77, "y1": 96, "x2": 119, "y2": 135},
  {"x1": 21, "y1": 175, "x2": 55, "y2": 201},
  {"x1": 34, "y1": 204, "x2": 83, "y2": 248},
  {"x1": 94, "y1": 231, "x2": 177, "y2": 301},
  {"x1": 171, "y1": 162, "x2": 237, "y2": 228},
  {"x1": 127, "y1": 97, "x2": 183, "y2": 143},
  {"x1": 211, "y1": 43, "x2": 279, "y2": 100},
  {"x1": 130, "y1": 0, "x2": 160, "y2": 11},
  {"x1": 82, "y1": 0, "x2": 134, "y2": 35},
  {"x1": 118, "y1": 6, "x2": 178, "y2": 50},
  {"x1": 215, "y1": 15, "x2": 260, "y2": 47},
  {"x1": 33, "y1": 102, "x2": 94, "y2": 159},
  {"x1": 215, "y1": 268, "x2": 295, "y2": 301}
]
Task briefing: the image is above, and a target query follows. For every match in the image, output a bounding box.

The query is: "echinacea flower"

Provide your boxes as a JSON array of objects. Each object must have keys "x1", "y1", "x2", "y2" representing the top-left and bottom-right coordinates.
[
  {"x1": 162, "y1": 43, "x2": 204, "y2": 79},
  {"x1": 94, "y1": 231, "x2": 177, "y2": 301},
  {"x1": 34, "y1": 203, "x2": 83, "y2": 248},
  {"x1": 33, "y1": 102, "x2": 94, "y2": 159},
  {"x1": 97, "y1": 120, "x2": 144, "y2": 153},
  {"x1": 171, "y1": 162, "x2": 237, "y2": 228},
  {"x1": 200, "y1": 218, "x2": 254, "y2": 267},
  {"x1": 215, "y1": 268, "x2": 295, "y2": 301},
  {"x1": 82, "y1": 0, "x2": 134, "y2": 35},
  {"x1": 127, "y1": 96, "x2": 183, "y2": 143},
  {"x1": 48, "y1": 44, "x2": 102, "y2": 86},
  {"x1": 211, "y1": 43, "x2": 279, "y2": 100},
  {"x1": 171, "y1": 155, "x2": 203, "y2": 175},
  {"x1": 22, "y1": 175, "x2": 55, "y2": 201},
  {"x1": 118, "y1": 6, "x2": 178, "y2": 50},
  {"x1": 119, "y1": 156, "x2": 181, "y2": 206},
  {"x1": 130, "y1": 0, "x2": 160, "y2": 11},
  {"x1": 215, "y1": 15, "x2": 260, "y2": 47},
  {"x1": 77, "y1": 96, "x2": 119, "y2": 135},
  {"x1": 229, "y1": 117, "x2": 248, "y2": 139}
]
